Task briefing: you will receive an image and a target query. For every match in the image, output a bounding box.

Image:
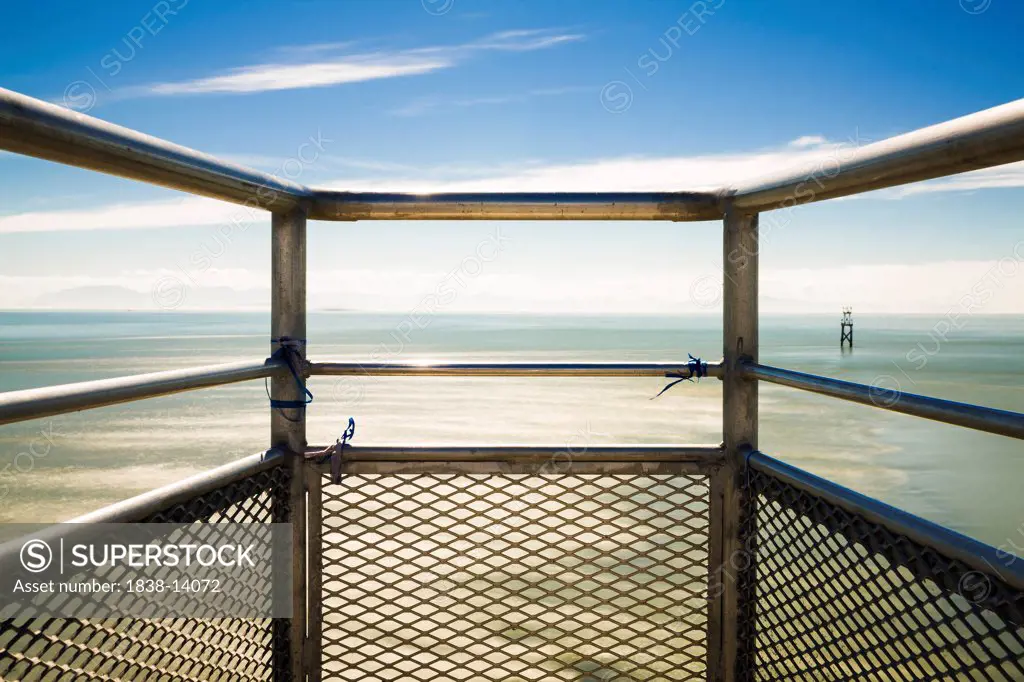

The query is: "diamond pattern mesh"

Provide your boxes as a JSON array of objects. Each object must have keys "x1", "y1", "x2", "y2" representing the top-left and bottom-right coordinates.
[
  {"x1": 737, "y1": 464, "x2": 1024, "y2": 681},
  {"x1": 319, "y1": 471, "x2": 711, "y2": 681},
  {"x1": 0, "y1": 463, "x2": 291, "y2": 682}
]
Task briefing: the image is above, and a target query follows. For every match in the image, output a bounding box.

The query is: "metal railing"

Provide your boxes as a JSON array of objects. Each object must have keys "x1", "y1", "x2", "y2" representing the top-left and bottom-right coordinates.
[
  {"x1": 738, "y1": 453, "x2": 1024, "y2": 680},
  {"x1": 1, "y1": 85, "x2": 1024, "y2": 680},
  {"x1": 740, "y1": 362, "x2": 1024, "y2": 440},
  {"x1": 0, "y1": 359, "x2": 286, "y2": 426},
  {"x1": 0, "y1": 450, "x2": 292, "y2": 681}
]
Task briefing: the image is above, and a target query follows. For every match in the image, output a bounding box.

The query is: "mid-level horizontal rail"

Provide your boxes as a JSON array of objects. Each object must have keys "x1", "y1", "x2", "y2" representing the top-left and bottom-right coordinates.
[
  {"x1": 749, "y1": 451, "x2": 1024, "y2": 592},
  {"x1": 728, "y1": 98, "x2": 1024, "y2": 211},
  {"x1": 742, "y1": 362, "x2": 1024, "y2": 440},
  {"x1": 70, "y1": 449, "x2": 285, "y2": 523},
  {"x1": 0, "y1": 359, "x2": 285, "y2": 426},
  {"x1": 308, "y1": 360, "x2": 724, "y2": 378},
  {"x1": 310, "y1": 191, "x2": 722, "y2": 221},
  {"x1": 0, "y1": 88, "x2": 311, "y2": 212},
  {"x1": 309, "y1": 444, "x2": 724, "y2": 474}
]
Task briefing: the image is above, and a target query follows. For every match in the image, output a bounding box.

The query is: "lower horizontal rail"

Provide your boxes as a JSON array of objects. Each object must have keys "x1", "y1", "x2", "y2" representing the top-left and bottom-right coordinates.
[
  {"x1": 749, "y1": 451, "x2": 1024, "y2": 592},
  {"x1": 0, "y1": 450, "x2": 284, "y2": 571},
  {"x1": 70, "y1": 449, "x2": 286, "y2": 523},
  {"x1": 309, "y1": 361, "x2": 724, "y2": 378},
  {"x1": 741, "y1": 362, "x2": 1024, "y2": 440},
  {"x1": 307, "y1": 444, "x2": 724, "y2": 475},
  {"x1": 0, "y1": 359, "x2": 286, "y2": 426}
]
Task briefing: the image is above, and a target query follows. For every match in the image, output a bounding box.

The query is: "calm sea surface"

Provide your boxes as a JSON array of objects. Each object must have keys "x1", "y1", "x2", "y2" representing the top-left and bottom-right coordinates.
[{"x1": 0, "y1": 311, "x2": 1021, "y2": 550}]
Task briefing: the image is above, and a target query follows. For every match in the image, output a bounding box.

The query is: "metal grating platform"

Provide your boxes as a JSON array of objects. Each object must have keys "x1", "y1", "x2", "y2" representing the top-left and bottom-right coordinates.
[{"x1": 319, "y1": 470, "x2": 712, "y2": 681}]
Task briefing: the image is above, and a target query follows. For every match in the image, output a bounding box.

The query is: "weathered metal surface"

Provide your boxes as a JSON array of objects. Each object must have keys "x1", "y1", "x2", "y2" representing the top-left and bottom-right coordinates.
[
  {"x1": 715, "y1": 206, "x2": 759, "y2": 682},
  {"x1": 317, "y1": 468, "x2": 712, "y2": 680},
  {"x1": 307, "y1": 444, "x2": 724, "y2": 471},
  {"x1": 748, "y1": 452, "x2": 1024, "y2": 591},
  {"x1": 310, "y1": 191, "x2": 722, "y2": 221},
  {"x1": 306, "y1": 463, "x2": 324, "y2": 682},
  {"x1": 0, "y1": 87, "x2": 311, "y2": 212},
  {"x1": 742, "y1": 361, "x2": 1024, "y2": 440},
  {"x1": 6, "y1": 86, "x2": 1024, "y2": 222},
  {"x1": 0, "y1": 461, "x2": 291, "y2": 681},
  {"x1": 0, "y1": 360, "x2": 285, "y2": 426},
  {"x1": 727, "y1": 97, "x2": 1024, "y2": 210},
  {"x1": 309, "y1": 360, "x2": 724, "y2": 378},
  {"x1": 739, "y1": 452, "x2": 1024, "y2": 680},
  {"x1": 270, "y1": 209, "x2": 309, "y2": 455},
  {"x1": 270, "y1": 208, "x2": 309, "y2": 681}
]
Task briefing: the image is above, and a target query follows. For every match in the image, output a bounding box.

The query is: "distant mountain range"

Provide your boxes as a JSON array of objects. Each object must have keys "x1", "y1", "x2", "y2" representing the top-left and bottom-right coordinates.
[{"x1": 30, "y1": 285, "x2": 269, "y2": 311}]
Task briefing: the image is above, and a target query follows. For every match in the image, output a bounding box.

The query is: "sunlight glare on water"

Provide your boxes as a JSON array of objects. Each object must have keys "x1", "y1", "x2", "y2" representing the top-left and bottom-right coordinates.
[{"x1": 0, "y1": 311, "x2": 1021, "y2": 552}]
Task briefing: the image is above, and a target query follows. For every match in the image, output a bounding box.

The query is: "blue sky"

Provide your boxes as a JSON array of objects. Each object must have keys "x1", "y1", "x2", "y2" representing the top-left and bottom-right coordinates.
[{"x1": 1, "y1": 0, "x2": 1023, "y2": 313}]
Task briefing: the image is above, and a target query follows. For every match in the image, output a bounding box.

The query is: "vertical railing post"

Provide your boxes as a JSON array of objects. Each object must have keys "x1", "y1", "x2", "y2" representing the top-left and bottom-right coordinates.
[
  {"x1": 271, "y1": 207, "x2": 308, "y2": 681},
  {"x1": 306, "y1": 465, "x2": 323, "y2": 682},
  {"x1": 712, "y1": 204, "x2": 758, "y2": 682}
]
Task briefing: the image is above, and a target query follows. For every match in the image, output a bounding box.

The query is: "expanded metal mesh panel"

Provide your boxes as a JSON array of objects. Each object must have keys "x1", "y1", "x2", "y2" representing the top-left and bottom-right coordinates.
[
  {"x1": 0, "y1": 464, "x2": 291, "y2": 682},
  {"x1": 320, "y1": 471, "x2": 711, "y2": 681},
  {"x1": 737, "y1": 465, "x2": 1024, "y2": 681}
]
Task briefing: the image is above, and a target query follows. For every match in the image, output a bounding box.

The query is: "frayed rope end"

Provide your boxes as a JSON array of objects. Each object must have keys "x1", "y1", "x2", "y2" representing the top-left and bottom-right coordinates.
[{"x1": 650, "y1": 354, "x2": 707, "y2": 400}]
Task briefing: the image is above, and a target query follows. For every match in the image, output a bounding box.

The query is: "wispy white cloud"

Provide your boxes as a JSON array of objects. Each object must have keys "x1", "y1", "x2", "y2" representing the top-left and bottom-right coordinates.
[
  {"x1": 141, "y1": 29, "x2": 584, "y2": 96},
  {"x1": 322, "y1": 136, "x2": 866, "y2": 192},
  {"x1": 326, "y1": 139, "x2": 1024, "y2": 197},
  {"x1": 390, "y1": 85, "x2": 590, "y2": 117},
  {"x1": 213, "y1": 152, "x2": 419, "y2": 175},
  {"x1": 273, "y1": 41, "x2": 360, "y2": 56},
  {"x1": 0, "y1": 197, "x2": 240, "y2": 234},
  {"x1": 4, "y1": 136, "x2": 1022, "y2": 234},
  {"x1": 788, "y1": 135, "x2": 828, "y2": 148},
  {"x1": 148, "y1": 57, "x2": 450, "y2": 95},
  {"x1": 890, "y1": 161, "x2": 1024, "y2": 197},
  {"x1": 466, "y1": 29, "x2": 584, "y2": 51}
]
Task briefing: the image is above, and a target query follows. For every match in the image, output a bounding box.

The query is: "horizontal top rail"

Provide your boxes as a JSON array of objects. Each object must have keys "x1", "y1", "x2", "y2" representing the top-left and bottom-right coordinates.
[
  {"x1": 728, "y1": 97, "x2": 1024, "y2": 211},
  {"x1": 308, "y1": 360, "x2": 724, "y2": 378},
  {"x1": 0, "y1": 88, "x2": 312, "y2": 213},
  {"x1": 742, "y1": 362, "x2": 1024, "y2": 440},
  {"x1": 0, "y1": 359, "x2": 285, "y2": 426},
  {"x1": 310, "y1": 191, "x2": 722, "y2": 221},
  {"x1": 3, "y1": 88, "x2": 1023, "y2": 219}
]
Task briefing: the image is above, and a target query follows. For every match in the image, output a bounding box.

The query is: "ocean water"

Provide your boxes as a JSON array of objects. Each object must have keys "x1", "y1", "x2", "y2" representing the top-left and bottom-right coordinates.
[{"x1": 0, "y1": 311, "x2": 1021, "y2": 552}]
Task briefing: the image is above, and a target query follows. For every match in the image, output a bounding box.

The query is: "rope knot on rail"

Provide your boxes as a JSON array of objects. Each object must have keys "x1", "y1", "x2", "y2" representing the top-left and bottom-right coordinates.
[
  {"x1": 651, "y1": 354, "x2": 708, "y2": 400},
  {"x1": 266, "y1": 337, "x2": 312, "y2": 421},
  {"x1": 307, "y1": 417, "x2": 356, "y2": 485}
]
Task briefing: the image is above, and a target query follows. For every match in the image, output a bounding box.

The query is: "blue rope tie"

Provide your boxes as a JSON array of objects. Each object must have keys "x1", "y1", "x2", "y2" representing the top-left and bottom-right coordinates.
[
  {"x1": 651, "y1": 354, "x2": 707, "y2": 400},
  {"x1": 327, "y1": 417, "x2": 356, "y2": 484},
  {"x1": 317, "y1": 417, "x2": 356, "y2": 464},
  {"x1": 266, "y1": 337, "x2": 312, "y2": 421}
]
